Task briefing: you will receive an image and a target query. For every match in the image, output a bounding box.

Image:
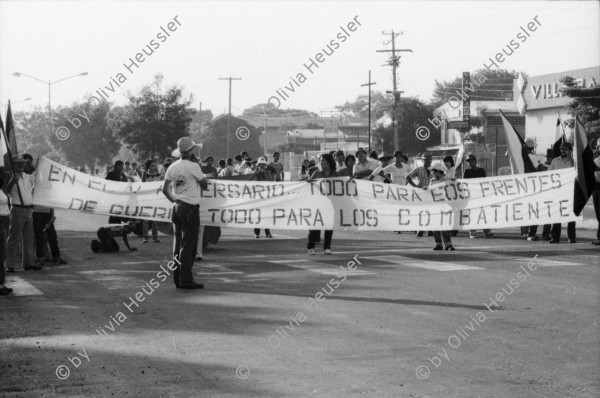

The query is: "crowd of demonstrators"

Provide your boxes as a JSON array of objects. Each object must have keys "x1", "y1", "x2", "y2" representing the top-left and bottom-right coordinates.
[{"x1": 0, "y1": 153, "x2": 69, "y2": 295}]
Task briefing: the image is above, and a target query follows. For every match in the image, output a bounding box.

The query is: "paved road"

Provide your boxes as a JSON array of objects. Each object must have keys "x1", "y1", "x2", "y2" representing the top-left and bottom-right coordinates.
[{"x1": 0, "y1": 210, "x2": 598, "y2": 398}]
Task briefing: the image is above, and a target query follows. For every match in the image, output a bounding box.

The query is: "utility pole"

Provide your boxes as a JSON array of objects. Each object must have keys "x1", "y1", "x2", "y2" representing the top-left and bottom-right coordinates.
[
  {"x1": 377, "y1": 30, "x2": 412, "y2": 152},
  {"x1": 218, "y1": 77, "x2": 241, "y2": 158},
  {"x1": 361, "y1": 70, "x2": 376, "y2": 153}
]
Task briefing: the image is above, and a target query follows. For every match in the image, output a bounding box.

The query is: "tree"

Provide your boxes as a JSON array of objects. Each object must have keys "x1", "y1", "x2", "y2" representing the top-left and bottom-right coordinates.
[
  {"x1": 335, "y1": 91, "x2": 393, "y2": 120},
  {"x1": 13, "y1": 107, "x2": 59, "y2": 162},
  {"x1": 50, "y1": 100, "x2": 121, "y2": 168},
  {"x1": 560, "y1": 76, "x2": 600, "y2": 144},
  {"x1": 200, "y1": 115, "x2": 263, "y2": 159},
  {"x1": 372, "y1": 97, "x2": 436, "y2": 155},
  {"x1": 431, "y1": 68, "x2": 518, "y2": 108},
  {"x1": 110, "y1": 74, "x2": 193, "y2": 159}
]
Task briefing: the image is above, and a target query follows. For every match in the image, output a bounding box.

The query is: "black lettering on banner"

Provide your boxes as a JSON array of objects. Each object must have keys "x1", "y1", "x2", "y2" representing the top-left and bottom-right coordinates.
[
  {"x1": 430, "y1": 187, "x2": 444, "y2": 202},
  {"x1": 538, "y1": 175, "x2": 550, "y2": 191},
  {"x1": 320, "y1": 180, "x2": 332, "y2": 196},
  {"x1": 528, "y1": 202, "x2": 539, "y2": 219},
  {"x1": 418, "y1": 210, "x2": 430, "y2": 227},
  {"x1": 477, "y1": 207, "x2": 487, "y2": 224},
  {"x1": 139, "y1": 206, "x2": 153, "y2": 217},
  {"x1": 513, "y1": 202, "x2": 523, "y2": 221},
  {"x1": 88, "y1": 180, "x2": 106, "y2": 192},
  {"x1": 397, "y1": 187, "x2": 409, "y2": 201},
  {"x1": 457, "y1": 182, "x2": 470, "y2": 199},
  {"x1": 228, "y1": 183, "x2": 240, "y2": 198},
  {"x1": 62, "y1": 170, "x2": 76, "y2": 185},
  {"x1": 82, "y1": 200, "x2": 97, "y2": 212},
  {"x1": 221, "y1": 209, "x2": 234, "y2": 223},
  {"x1": 273, "y1": 209, "x2": 285, "y2": 225},
  {"x1": 480, "y1": 181, "x2": 492, "y2": 197},
  {"x1": 544, "y1": 201, "x2": 552, "y2": 217},
  {"x1": 398, "y1": 209, "x2": 410, "y2": 225},
  {"x1": 249, "y1": 209, "x2": 261, "y2": 224},
  {"x1": 332, "y1": 180, "x2": 345, "y2": 196},
  {"x1": 273, "y1": 184, "x2": 285, "y2": 197},
  {"x1": 550, "y1": 173, "x2": 561, "y2": 189},
  {"x1": 235, "y1": 209, "x2": 247, "y2": 224},
  {"x1": 110, "y1": 204, "x2": 124, "y2": 215},
  {"x1": 490, "y1": 205, "x2": 501, "y2": 222},
  {"x1": 440, "y1": 209, "x2": 453, "y2": 225},
  {"x1": 253, "y1": 185, "x2": 266, "y2": 199},
  {"x1": 526, "y1": 175, "x2": 538, "y2": 192},
  {"x1": 515, "y1": 178, "x2": 528, "y2": 194},
  {"x1": 558, "y1": 199, "x2": 569, "y2": 217},
  {"x1": 444, "y1": 183, "x2": 458, "y2": 201},
  {"x1": 460, "y1": 209, "x2": 470, "y2": 225},
  {"x1": 69, "y1": 198, "x2": 84, "y2": 210},
  {"x1": 49, "y1": 164, "x2": 62, "y2": 182},
  {"x1": 346, "y1": 180, "x2": 358, "y2": 196},
  {"x1": 492, "y1": 180, "x2": 505, "y2": 196},
  {"x1": 208, "y1": 208, "x2": 219, "y2": 222},
  {"x1": 215, "y1": 183, "x2": 227, "y2": 198},
  {"x1": 153, "y1": 207, "x2": 167, "y2": 219},
  {"x1": 503, "y1": 179, "x2": 516, "y2": 195}
]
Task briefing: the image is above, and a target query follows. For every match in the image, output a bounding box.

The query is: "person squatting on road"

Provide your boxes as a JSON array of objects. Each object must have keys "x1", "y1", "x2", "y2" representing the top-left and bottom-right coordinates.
[
  {"x1": 306, "y1": 153, "x2": 339, "y2": 255},
  {"x1": 91, "y1": 221, "x2": 137, "y2": 253},
  {"x1": 162, "y1": 137, "x2": 208, "y2": 290}
]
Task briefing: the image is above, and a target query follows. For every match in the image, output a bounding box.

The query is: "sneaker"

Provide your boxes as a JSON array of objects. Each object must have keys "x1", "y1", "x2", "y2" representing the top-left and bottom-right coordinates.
[
  {"x1": 592, "y1": 240, "x2": 600, "y2": 246},
  {"x1": 153, "y1": 239, "x2": 160, "y2": 243},
  {"x1": 433, "y1": 246, "x2": 443, "y2": 251},
  {"x1": 0, "y1": 287, "x2": 13, "y2": 296},
  {"x1": 568, "y1": 239, "x2": 576, "y2": 243},
  {"x1": 527, "y1": 236, "x2": 539, "y2": 241},
  {"x1": 324, "y1": 249, "x2": 332, "y2": 255},
  {"x1": 445, "y1": 245, "x2": 456, "y2": 251},
  {"x1": 484, "y1": 233, "x2": 496, "y2": 238},
  {"x1": 143, "y1": 239, "x2": 148, "y2": 243},
  {"x1": 308, "y1": 249, "x2": 316, "y2": 255},
  {"x1": 24, "y1": 265, "x2": 43, "y2": 271},
  {"x1": 179, "y1": 282, "x2": 204, "y2": 290},
  {"x1": 254, "y1": 234, "x2": 260, "y2": 239},
  {"x1": 266, "y1": 234, "x2": 273, "y2": 238}
]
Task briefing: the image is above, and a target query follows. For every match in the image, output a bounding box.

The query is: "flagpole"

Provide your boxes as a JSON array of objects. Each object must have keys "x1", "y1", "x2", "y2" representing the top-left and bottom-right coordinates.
[{"x1": 2, "y1": 101, "x2": 25, "y2": 206}]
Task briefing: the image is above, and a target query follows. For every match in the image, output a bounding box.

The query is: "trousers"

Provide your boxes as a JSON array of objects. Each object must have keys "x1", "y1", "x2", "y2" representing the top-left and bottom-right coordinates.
[{"x1": 172, "y1": 202, "x2": 200, "y2": 286}]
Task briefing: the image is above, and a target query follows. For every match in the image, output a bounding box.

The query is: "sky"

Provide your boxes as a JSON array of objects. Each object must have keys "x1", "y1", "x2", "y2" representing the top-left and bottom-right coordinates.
[{"x1": 0, "y1": 0, "x2": 598, "y2": 117}]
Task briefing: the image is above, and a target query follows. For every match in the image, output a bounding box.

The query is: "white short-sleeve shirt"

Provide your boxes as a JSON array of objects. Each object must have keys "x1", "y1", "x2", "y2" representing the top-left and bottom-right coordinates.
[{"x1": 164, "y1": 159, "x2": 205, "y2": 205}]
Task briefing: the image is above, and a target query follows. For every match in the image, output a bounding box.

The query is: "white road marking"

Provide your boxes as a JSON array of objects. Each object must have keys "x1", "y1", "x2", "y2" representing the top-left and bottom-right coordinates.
[
  {"x1": 2, "y1": 276, "x2": 43, "y2": 296},
  {"x1": 530, "y1": 259, "x2": 583, "y2": 267},
  {"x1": 362, "y1": 255, "x2": 483, "y2": 271},
  {"x1": 269, "y1": 259, "x2": 375, "y2": 276}
]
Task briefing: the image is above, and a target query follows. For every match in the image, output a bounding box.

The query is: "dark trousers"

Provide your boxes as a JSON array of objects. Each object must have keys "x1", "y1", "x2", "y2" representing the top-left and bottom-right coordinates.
[
  {"x1": 254, "y1": 228, "x2": 271, "y2": 236},
  {"x1": 551, "y1": 222, "x2": 576, "y2": 241},
  {"x1": 520, "y1": 225, "x2": 550, "y2": 238},
  {"x1": 593, "y1": 188, "x2": 600, "y2": 240},
  {"x1": 97, "y1": 228, "x2": 119, "y2": 252},
  {"x1": 33, "y1": 212, "x2": 60, "y2": 259},
  {"x1": 0, "y1": 215, "x2": 8, "y2": 285},
  {"x1": 308, "y1": 230, "x2": 332, "y2": 250},
  {"x1": 172, "y1": 202, "x2": 200, "y2": 286},
  {"x1": 433, "y1": 231, "x2": 452, "y2": 246}
]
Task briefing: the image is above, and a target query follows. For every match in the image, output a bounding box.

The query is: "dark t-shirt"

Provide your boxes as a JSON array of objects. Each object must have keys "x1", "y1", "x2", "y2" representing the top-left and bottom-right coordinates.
[
  {"x1": 463, "y1": 167, "x2": 486, "y2": 179},
  {"x1": 106, "y1": 170, "x2": 128, "y2": 182}
]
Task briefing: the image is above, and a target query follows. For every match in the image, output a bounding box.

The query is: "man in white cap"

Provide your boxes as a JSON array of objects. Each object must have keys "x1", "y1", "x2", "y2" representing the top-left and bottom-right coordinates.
[{"x1": 162, "y1": 137, "x2": 208, "y2": 289}]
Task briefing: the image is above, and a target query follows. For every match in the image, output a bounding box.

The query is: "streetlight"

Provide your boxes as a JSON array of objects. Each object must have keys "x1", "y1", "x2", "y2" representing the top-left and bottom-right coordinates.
[{"x1": 13, "y1": 71, "x2": 88, "y2": 133}]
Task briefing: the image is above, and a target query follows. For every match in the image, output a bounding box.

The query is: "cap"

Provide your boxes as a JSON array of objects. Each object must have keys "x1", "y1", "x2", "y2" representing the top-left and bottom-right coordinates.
[
  {"x1": 430, "y1": 162, "x2": 446, "y2": 173},
  {"x1": 466, "y1": 154, "x2": 477, "y2": 161},
  {"x1": 421, "y1": 152, "x2": 432, "y2": 160},
  {"x1": 172, "y1": 137, "x2": 201, "y2": 158},
  {"x1": 257, "y1": 157, "x2": 268, "y2": 165}
]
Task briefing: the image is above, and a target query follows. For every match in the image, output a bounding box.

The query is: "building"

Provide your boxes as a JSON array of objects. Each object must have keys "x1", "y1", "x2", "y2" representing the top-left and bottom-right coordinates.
[{"x1": 513, "y1": 66, "x2": 600, "y2": 152}]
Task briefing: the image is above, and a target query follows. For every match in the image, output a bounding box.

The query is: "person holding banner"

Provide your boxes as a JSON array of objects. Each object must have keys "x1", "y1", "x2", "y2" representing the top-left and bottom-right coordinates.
[
  {"x1": 253, "y1": 157, "x2": 274, "y2": 239},
  {"x1": 307, "y1": 153, "x2": 339, "y2": 255},
  {"x1": 407, "y1": 152, "x2": 433, "y2": 237},
  {"x1": 549, "y1": 142, "x2": 576, "y2": 243},
  {"x1": 3, "y1": 155, "x2": 40, "y2": 272},
  {"x1": 338, "y1": 155, "x2": 356, "y2": 178},
  {"x1": 353, "y1": 148, "x2": 378, "y2": 180},
  {"x1": 162, "y1": 137, "x2": 208, "y2": 290},
  {"x1": 463, "y1": 154, "x2": 496, "y2": 239},
  {"x1": 426, "y1": 162, "x2": 455, "y2": 251},
  {"x1": 384, "y1": 151, "x2": 409, "y2": 185}
]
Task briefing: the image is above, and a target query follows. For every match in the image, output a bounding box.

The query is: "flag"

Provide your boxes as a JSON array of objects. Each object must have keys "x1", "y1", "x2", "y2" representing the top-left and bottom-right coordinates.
[
  {"x1": 573, "y1": 118, "x2": 596, "y2": 216},
  {"x1": 552, "y1": 115, "x2": 566, "y2": 159},
  {"x1": 5, "y1": 101, "x2": 18, "y2": 155},
  {"x1": 0, "y1": 111, "x2": 11, "y2": 171},
  {"x1": 454, "y1": 130, "x2": 465, "y2": 171},
  {"x1": 499, "y1": 110, "x2": 536, "y2": 175}
]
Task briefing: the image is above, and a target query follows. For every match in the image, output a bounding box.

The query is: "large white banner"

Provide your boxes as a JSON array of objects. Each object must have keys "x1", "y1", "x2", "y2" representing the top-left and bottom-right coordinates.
[{"x1": 33, "y1": 157, "x2": 580, "y2": 231}]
